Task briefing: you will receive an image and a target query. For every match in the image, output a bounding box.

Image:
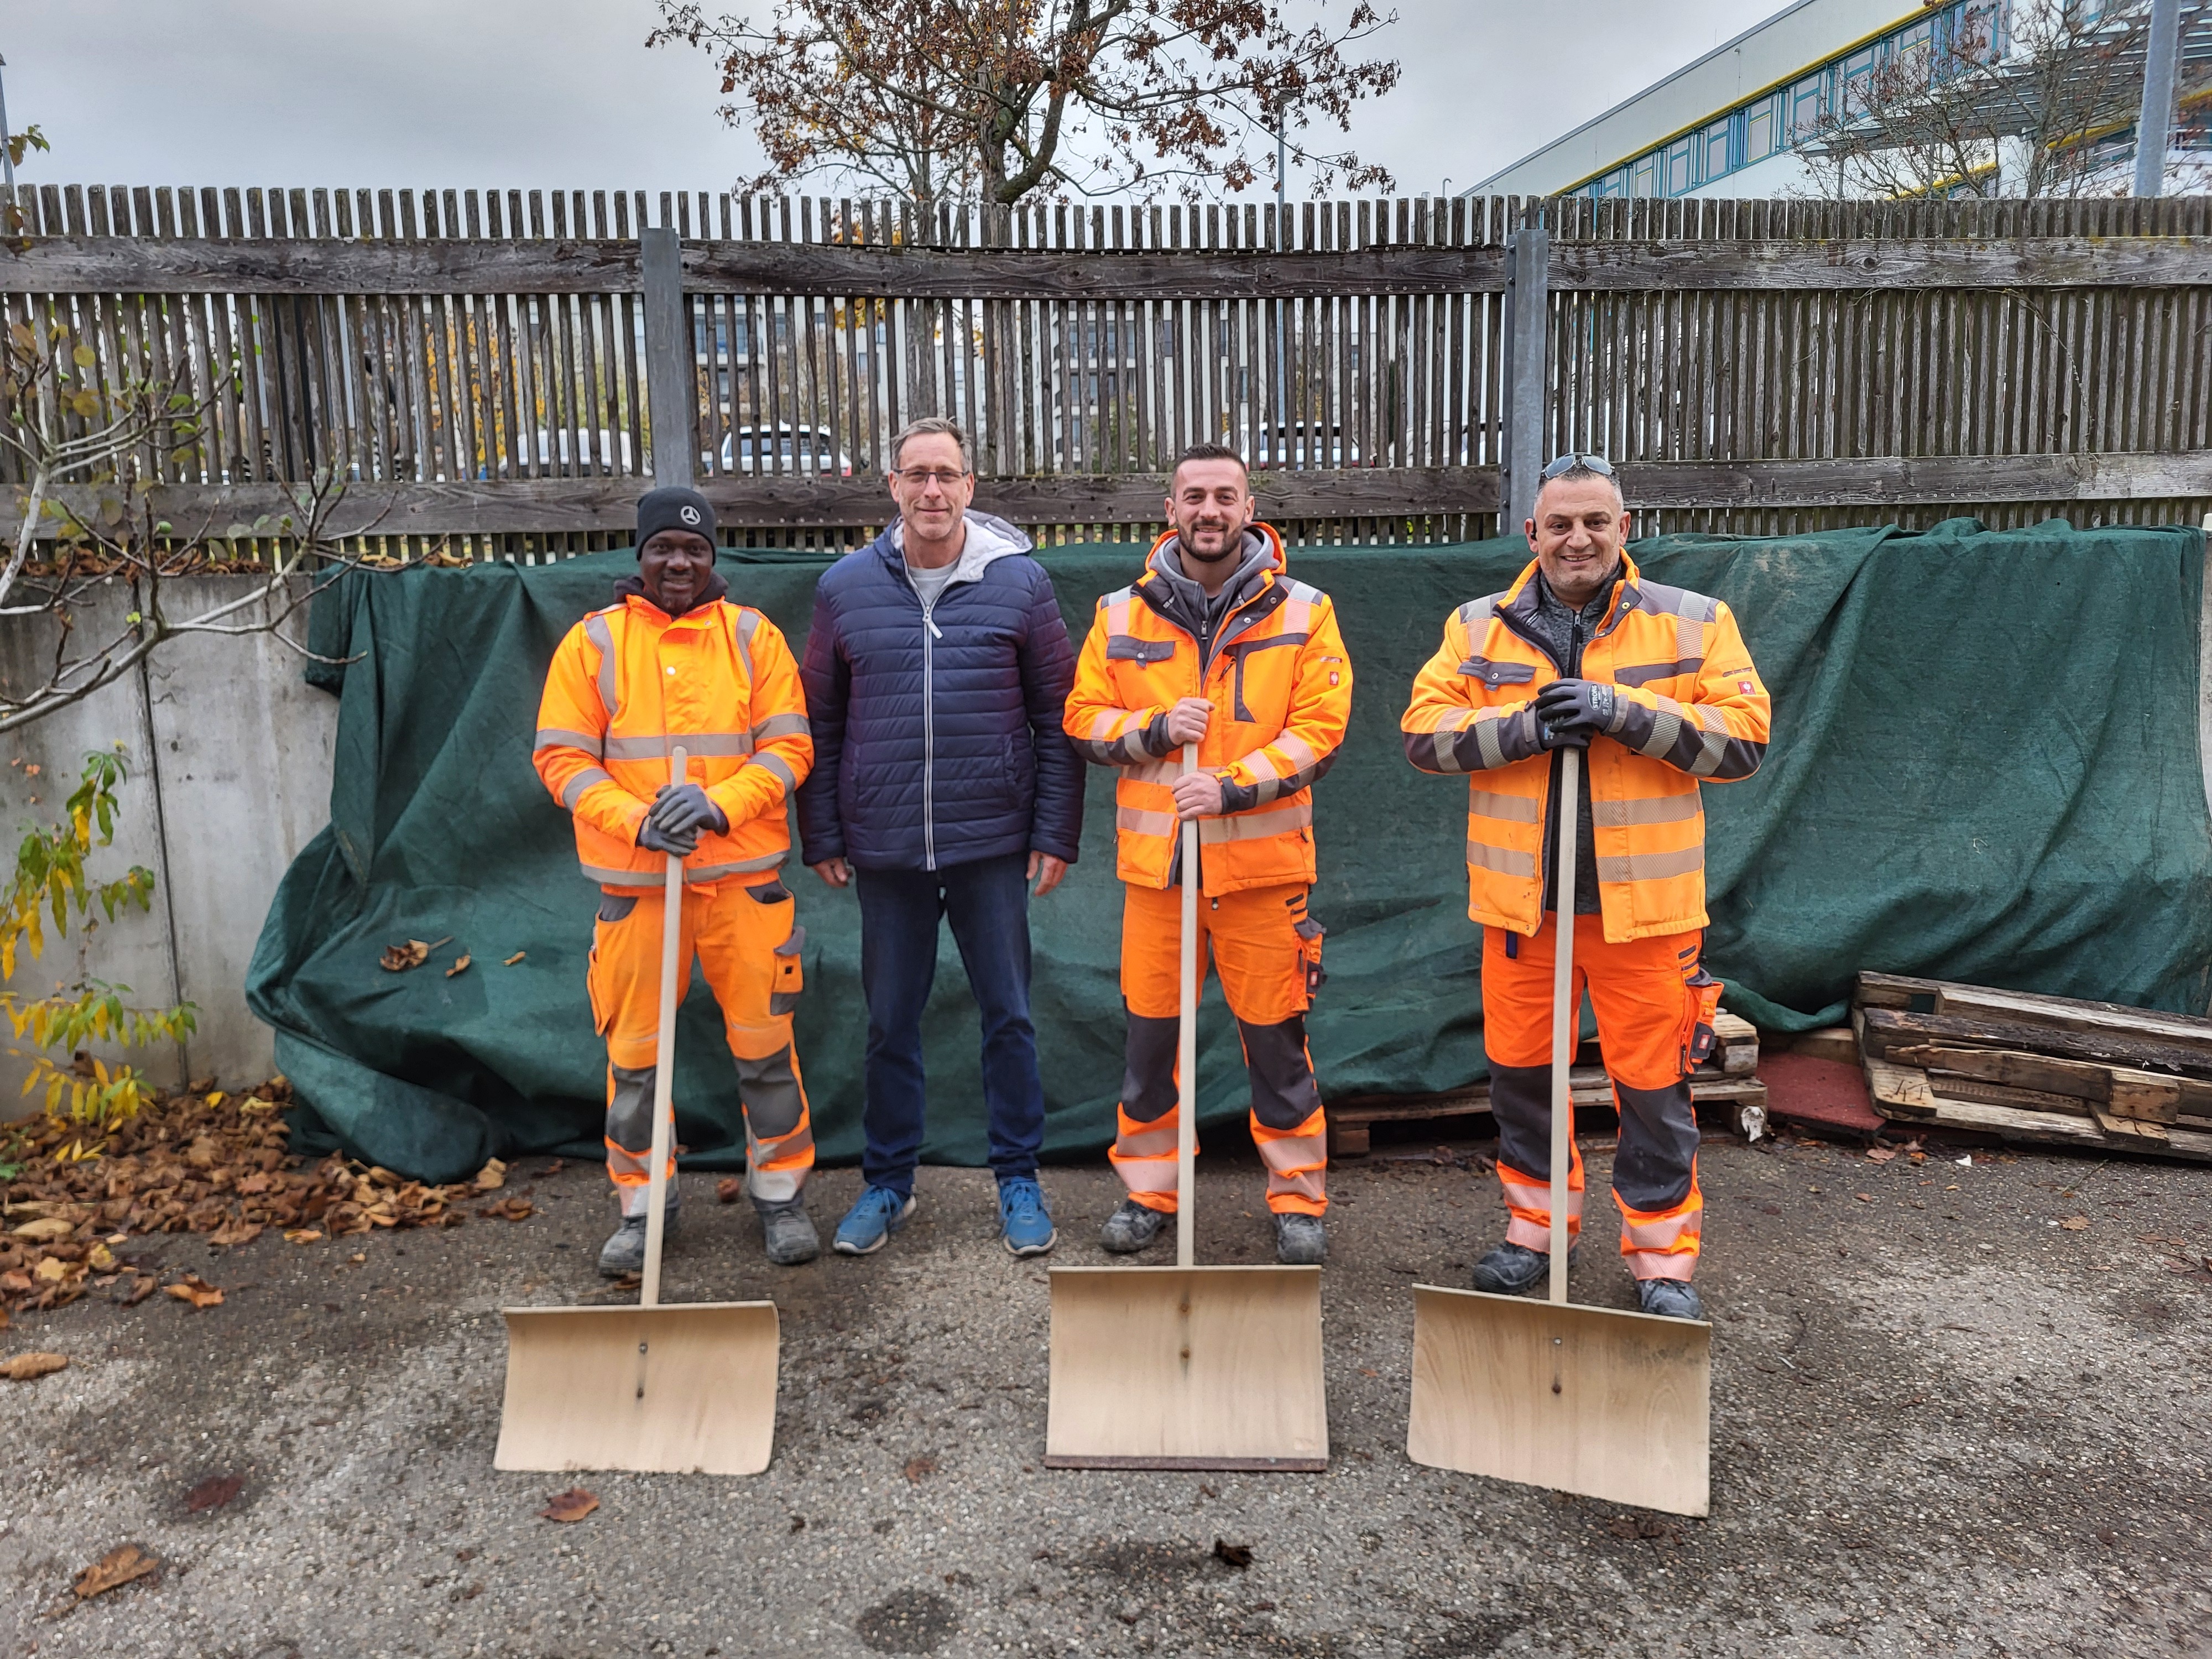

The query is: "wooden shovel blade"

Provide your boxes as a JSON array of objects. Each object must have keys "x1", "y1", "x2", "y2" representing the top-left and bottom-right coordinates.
[
  {"x1": 1044, "y1": 1265, "x2": 1327, "y2": 1470},
  {"x1": 496, "y1": 1302, "x2": 780, "y2": 1475},
  {"x1": 1407, "y1": 1285, "x2": 1710, "y2": 1516}
]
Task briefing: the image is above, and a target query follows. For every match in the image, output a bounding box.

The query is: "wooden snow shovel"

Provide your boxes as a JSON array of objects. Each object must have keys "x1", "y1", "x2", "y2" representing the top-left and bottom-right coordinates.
[
  {"x1": 495, "y1": 747, "x2": 781, "y2": 1477},
  {"x1": 1406, "y1": 745, "x2": 1711, "y2": 1516},
  {"x1": 1044, "y1": 743, "x2": 1328, "y2": 1470}
]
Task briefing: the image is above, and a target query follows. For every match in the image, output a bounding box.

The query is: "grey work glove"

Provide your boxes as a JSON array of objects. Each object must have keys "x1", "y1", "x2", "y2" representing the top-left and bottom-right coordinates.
[
  {"x1": 637, "y1": 815, "x2": 700, "y2": 857},
  {"x1": 649, "y1": 782, "x2": 729, "y2": 839},
  {"x1": 1533, "y1": 679, "x2": 1616, "y2": 750}
]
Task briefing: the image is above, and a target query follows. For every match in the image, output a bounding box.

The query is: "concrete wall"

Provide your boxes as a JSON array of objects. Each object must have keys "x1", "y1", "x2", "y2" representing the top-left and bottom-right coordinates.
[{"x1": 0, "y1": 578, "x2": 336, "y2": 1109}]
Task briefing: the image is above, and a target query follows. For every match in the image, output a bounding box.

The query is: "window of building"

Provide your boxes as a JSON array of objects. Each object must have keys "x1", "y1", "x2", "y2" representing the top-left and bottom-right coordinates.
[
  {"x1": 1839, "y1": 46, "x2": 1879, "y2": 117},
  {"x1": 1632, "y1": 154, "x2": 1658, "y2": 197},
  {"x1": 1704, "y1": 117, "x2": 1735, "y2": 183},
  {"x1": 1746, "y1": 95, "x2": 1779, "y2": 162},
  {"x1": 1790, "y1": 70, "x2": 1828, "y2": 139},
  {"x1": 1665, "y1": 138, "x2": 1694, "y2": 195}
]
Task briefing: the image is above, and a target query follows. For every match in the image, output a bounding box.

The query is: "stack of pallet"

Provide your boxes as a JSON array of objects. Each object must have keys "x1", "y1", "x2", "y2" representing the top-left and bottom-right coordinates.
[
  {"x1": 1325, "y1": 1009, "x2": 1766, "y2": 1157},
  {"x1": 1854, "y1": 971, "x2": 2212, "y2": 1164}
]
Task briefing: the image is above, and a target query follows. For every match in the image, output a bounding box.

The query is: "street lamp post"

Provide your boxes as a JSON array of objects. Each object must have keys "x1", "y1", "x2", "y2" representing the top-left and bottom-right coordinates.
[{"x1": 2133, "y1": 0, "x2": 2182, "y2": 198}]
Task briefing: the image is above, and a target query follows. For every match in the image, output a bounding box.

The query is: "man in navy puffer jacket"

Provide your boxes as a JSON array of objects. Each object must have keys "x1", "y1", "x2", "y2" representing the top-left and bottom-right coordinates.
[{"x1": 797, "y1": 417, "x2": 1084, "y2": 1258}]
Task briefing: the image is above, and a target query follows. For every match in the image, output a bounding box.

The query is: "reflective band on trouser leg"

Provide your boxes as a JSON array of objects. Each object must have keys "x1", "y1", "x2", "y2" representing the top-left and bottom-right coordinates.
[
  {"x1": 1616, "y1": 1172, "x2": 1703, "y2": 1282},
  {"x1": 736, "y1": 1042, "x2": 814, "y2": 1203},
  {"x1": 604, "y1": 1061, "x2": 672, "y2": 1218},
  {"x1": 1109, "y1": 1010, "x2": 1185, "y2": 1212},
  {"x1": 1238, "y1": 1014, "x2": 1326, "y2": 1215}
]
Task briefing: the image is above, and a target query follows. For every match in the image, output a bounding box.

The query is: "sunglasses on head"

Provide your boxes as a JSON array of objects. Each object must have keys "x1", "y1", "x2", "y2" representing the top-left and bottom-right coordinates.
[{"x1": 1541, "y1": 452, "x2": 1616, "y2": 479}]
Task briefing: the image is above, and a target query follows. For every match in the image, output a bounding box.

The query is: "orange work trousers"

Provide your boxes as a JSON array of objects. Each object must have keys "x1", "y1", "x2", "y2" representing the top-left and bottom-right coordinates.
[
  {"x1": 1481, "y1": 914, "x2": 1713, "y2": 1282},
  {"x1": 587, "y1": 875, "x2": 813, "y2": 1216},
  {"x1": 1110, "y1": 880, "x2": 1328, "y2": 1217}
]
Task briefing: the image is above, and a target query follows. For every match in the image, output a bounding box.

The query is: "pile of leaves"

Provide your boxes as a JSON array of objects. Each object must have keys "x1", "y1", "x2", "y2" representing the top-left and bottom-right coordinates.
[{"x1": 0, "y1": 1077, "x2": 526, "y2": 1323}]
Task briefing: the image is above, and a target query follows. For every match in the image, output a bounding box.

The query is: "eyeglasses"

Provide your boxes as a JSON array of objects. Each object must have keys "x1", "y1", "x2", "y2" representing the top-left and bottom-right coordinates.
[
  {"x1": 1541, "y1": 452, "x2": 1616, "y2": 479},
  {"x1": 894, "y1": 467, "x2": 969, "y2": 489}
]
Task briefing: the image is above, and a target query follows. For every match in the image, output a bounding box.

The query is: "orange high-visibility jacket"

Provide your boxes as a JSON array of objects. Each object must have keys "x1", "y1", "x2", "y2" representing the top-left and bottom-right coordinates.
[
  {"x1": 1400, "y1": 552, "x2": 1769, "y2": 942},
  {"x1": 1064, "y1": 525, "x2": 1353, "y2": 897},
  {"x1": 534, "y1": 588, "x2": 813, "y2": 890}
]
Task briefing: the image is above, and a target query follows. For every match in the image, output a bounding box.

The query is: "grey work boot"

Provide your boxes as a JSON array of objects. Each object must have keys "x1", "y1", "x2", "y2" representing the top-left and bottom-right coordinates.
[
  {"x1": 1098, "y1": 1198, "x2": 1169, "y2": 1255},
  {"x1": 757, "y1": 1198, "x2": 821, "y2": 1266},
  {"x1": 597, "y1": 1203, "x2": 682, "y2": 1279},
  {"x1": 1636, "y1": 1277, "x2": 1705, "y2": 1321},
  {"x1": 1468, "y1": 1239, "x2": 1577, "y2": 1296},
  {"x1": 1274, "y1": 1211, "x2": 1327, "y2": 1266}
]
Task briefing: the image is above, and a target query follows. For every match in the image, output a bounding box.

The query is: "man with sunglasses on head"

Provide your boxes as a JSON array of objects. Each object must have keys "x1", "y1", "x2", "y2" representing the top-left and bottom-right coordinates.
[
  {"x1": 796, "y1": 417, "x2": 1084, "y2": 1260},
  {"x1": 1400, "y1": 454, "x2": 1771, "y2": 1321}
]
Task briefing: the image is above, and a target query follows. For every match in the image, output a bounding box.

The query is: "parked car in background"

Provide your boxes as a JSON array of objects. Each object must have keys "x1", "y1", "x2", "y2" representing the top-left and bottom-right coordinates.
[{"x1": 718, "y1": 424, "x2": 853, "y2": 476}]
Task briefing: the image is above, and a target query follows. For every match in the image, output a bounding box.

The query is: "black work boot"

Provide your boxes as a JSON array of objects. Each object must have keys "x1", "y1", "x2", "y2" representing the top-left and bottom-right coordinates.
[
  {"x1": 597, "y1": 1202, "x2": 682, "y2": 1278},
  {"x1": 1468, "y1": 1239, "x2": 1576, "y2": 1296},
  {"x1": 757, "y1": 1198, "x2": 821, "y2": 1266},
  {"x1": 1636, "y1": 1278, "x2": 1705, "y2": 1321},
  {"x1": 1098, "y1": 1198, "x2": 1169, "y2": 1254},
  {"x1": 1273, "y1": 1211, "x2": 1327, "y2": 1265}
]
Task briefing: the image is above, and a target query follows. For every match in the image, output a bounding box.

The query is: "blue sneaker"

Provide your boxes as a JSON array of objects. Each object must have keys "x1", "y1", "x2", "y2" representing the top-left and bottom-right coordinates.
[
  {"x1": 997, "y1": 1177, "x2": 1056, "y2": 1257},
  {"x1": 833, "y1": 1186, "x2": 916, "y2": 1256}
]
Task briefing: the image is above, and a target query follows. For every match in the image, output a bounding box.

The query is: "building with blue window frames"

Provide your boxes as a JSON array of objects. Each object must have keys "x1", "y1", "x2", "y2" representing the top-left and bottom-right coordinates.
[{"x1": 1471, "y1": 0, "x2": 1994, "y2": 200}]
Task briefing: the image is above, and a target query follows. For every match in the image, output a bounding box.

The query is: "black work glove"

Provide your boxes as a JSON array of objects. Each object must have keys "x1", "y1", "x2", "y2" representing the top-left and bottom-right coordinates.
[
  {"x1": 649, "y1": 782, "x2": 730, "y2": 839},
  {"x1": 1533, "y1": 679, "x2": 1616, "y2": 750}
]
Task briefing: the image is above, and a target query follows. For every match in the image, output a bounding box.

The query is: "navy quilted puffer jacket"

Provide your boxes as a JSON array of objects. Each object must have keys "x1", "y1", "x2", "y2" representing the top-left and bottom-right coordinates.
[{"x1": 796, "y1": 513, "x2": 1084, "y2": 872}]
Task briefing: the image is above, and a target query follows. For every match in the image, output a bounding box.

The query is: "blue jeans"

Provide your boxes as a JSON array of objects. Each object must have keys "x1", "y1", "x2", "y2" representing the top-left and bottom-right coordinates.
[{"x1": 852, "y1": 851, "x2": 1044, "y2": 1198}]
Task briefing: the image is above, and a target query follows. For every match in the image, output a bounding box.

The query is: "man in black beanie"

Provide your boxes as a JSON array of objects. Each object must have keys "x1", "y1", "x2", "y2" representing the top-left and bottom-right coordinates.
[{"x1": 533, "y1": 485, "x2": 823, "y2": 1272}]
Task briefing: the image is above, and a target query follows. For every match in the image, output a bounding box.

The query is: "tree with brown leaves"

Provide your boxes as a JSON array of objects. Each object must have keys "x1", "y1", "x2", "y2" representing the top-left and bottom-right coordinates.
[{"x1": 649, "y1": 0, "x2": 1400, "y2": 212}]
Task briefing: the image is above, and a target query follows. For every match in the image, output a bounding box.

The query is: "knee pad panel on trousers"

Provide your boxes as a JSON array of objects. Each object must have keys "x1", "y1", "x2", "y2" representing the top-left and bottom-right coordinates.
[
  {"x1": 606, "y1": 1062, "x2": 656, "y2": 1152},
  {"x1": 1609, "y1": 1079, "x2": 1699, "y2": 1212},
  {"x1": 1239, "y1": 1014, "x2": 1322, "y2": 1132},
  {"x1": 1121, "y1": 1010, "x2": 1180, "y2": 1123},
  {"x1": 735, "y1": 1044, "x2": 806, "y2": 1140},
  {"x1": 1486, "y1": 1063, "x2": 1559, "y2": 1182}
]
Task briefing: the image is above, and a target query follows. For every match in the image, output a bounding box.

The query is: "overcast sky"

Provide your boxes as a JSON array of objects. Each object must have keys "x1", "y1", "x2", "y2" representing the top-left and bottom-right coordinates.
[{"x1": 6, "y1": 0, "x2": 1779, "y2": 203}]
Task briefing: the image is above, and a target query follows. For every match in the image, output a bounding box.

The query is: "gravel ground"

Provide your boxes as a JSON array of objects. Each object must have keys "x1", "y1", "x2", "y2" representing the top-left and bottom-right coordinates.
[{"x1": 2, "y1": 1129, "x2": 2208, "y2": 1659}]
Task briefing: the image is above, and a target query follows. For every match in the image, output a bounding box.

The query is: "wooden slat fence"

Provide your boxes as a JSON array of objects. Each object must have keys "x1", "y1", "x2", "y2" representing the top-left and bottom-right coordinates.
[{"x1": 2, "y1": 185, "x2": 2210, "y2": 557}]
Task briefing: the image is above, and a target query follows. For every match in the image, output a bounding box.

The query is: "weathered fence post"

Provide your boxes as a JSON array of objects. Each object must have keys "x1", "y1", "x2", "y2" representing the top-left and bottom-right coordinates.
[
  {"x1": 1500, "y1": 223, "x2": 1550, "y2": 540},
  {"x1": 641, "y1": 226, "x2": 695, "y2": 489}
]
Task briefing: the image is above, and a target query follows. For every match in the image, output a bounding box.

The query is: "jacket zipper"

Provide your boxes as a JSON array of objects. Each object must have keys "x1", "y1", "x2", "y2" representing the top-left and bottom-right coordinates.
[{"x1": 902, "y1": 559, "x2": 957, "y2": 872}]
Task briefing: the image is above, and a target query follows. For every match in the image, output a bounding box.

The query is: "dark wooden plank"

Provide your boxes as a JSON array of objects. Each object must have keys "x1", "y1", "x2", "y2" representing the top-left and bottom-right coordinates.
[
  {"x1": 1619, "y1": 449, "x2": 2212, "y2": 506},
  {"x1": 1859, "y1": 1006, "x2": 2212, "y2": 1083}
]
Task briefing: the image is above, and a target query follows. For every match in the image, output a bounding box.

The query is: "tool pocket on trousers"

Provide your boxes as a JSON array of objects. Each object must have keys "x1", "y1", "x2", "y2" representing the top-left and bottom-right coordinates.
[
  {"x1": 771, "y1": 925, "x2": 806, "y2": 1015},
  {"x1": 744, "y1": 879, "x2": 793, "y2": 905},
  {"x1": 1682, "y1": 967, "x2": 1722, "y2": 1073},
  {"x1": 1293, "y1": 916, "x2": 1327, "y2": 1002}
]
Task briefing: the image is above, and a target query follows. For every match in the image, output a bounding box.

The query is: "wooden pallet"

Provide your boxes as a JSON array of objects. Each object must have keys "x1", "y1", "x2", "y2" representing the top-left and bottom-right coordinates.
[
  {"x1": 1326, "y1": 1013, "x2": 1764, "y2": 1157},
  {"x1": 1852, "y1": 972, "x2": 2212, "y2": 1164}
]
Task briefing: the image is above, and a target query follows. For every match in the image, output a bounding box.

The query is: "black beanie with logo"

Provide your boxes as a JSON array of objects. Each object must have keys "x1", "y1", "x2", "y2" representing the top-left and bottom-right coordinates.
[{"x1": 635, "y1": 486, "x2": 716, "y2": 554}]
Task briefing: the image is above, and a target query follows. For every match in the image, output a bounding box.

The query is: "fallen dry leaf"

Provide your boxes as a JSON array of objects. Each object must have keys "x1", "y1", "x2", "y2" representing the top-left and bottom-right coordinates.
[
  {"x1": 87, "y1": 1243, "x2": 117, "y2": 1272},
  {"x1": 1865, "y1": 1146, "x2": 1898, "y2": 1163},
  {"x1": 34, "y1": 1255, "x2": 69, "y2": 1283},
  {"x1": 540, "y1": 1488, "x2": 599, "y2": 1523},
  {"x1": 445, "y1": 954, "x2": 471, "y2": 978},
  {"x1": 113, "y1": 1274, "x2": 156, "y2": 1307},
  {"x1": 207, "y1": 1219, "x2": 263, "y2": 1248},
  {"x1": 184, "y1": 1474, "x2": 243, "y2": 1514},
  {"x1": 478, "y1": 1196, "x2": 533, "y2": 1222},
  {"x1": 903, "y1": 1455, "x2": 937, "y2": 1482},
  {"x1": 472, "y1": 1159, "x2": 507, "y2": 1192},
  {"x1": 11, "y1": 1215, "x2": 75, "y2": 1241},
  {"x1": 1854, "y1": 1192, "x2": 1875, "y2": 1203},
  {"x1": 503, "y1": 951, "x2": 526, "y2": 966},
  {"x1": 2060, "y1": 1215, "x2": 2090, "y2": 1230},
  {"x1": 165, "y1": 1275, "x2": 223, "y2": 1310},
  {"x1": 1213, "y1": 1539, "x2": 1253, "y2": 1569},
  {"x1": 73, "y1": 1543, "x2": 159, "y2": 1599},
  {"x1": 716, "y1": 1176, "x2": 744, "y2": 1204},
  {"x1": 380, "y1": 938, "x2": 431, "y2": 972},
  {"x1": 283, "y1": 1228, "x2": 324, "y2": 1245},
  {"x1": 0, "y1": 1351, "x2": 68, "y2": 1380}
]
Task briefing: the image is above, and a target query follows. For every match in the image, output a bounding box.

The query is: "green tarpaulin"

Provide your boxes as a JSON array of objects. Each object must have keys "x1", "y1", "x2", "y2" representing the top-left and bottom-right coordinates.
[{"x1": 247, "y1": 520, "x2": 2212, "y2": 1185}]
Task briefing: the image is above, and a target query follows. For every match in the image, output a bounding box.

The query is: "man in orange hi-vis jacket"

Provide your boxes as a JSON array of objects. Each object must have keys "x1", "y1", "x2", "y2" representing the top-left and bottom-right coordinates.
[
  {"x1": 534, "y1": 486, "x2": 820, "y2": 1278},
  {"x1": 1401, "y1": 455, "x2": 1770, "y2": 1321},
  {"x1": 1065, "y1": 444, "x2": 1353, "y2": 1266}
]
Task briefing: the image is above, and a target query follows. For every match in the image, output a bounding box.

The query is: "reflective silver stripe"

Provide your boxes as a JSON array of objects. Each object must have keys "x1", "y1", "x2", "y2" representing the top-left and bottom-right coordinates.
[
  {"x1": 1676, "y1": 609, "x2": 1702, "y2": 664},
  {"x1": 1467, "y1": 789, "x2": 1541, "y2": 824},
  {"x1": 1272, "y1": 732, "x2": 1319, "y2": 773},
  {"x1": 748, "y1": 752, "x2": 799, "y2": 795},
  {"x1": 1118, "y1": 805, "x2": 1177, "y2": 838},
  {"x1": 687, "y1": 852, "x2": 787, "y2": 882},
  {"x1": 1474, "y1": 716, "x2": 1506, "y2": 770},
  {"x1": 734, "y1": 608, "x2": 760, "y2": 681},
  {"x1": 1593, "y1": 793, "x2": 1702, "y2": 828},
  {"x1": 1199, "y1": 796, "x2": 1312, "y2": 844},
  {"x1": 1641, "y1": 703, "x2": 1685, "y2": 760},
  {"x1": 535, "y1": 726, "x2": 604, "y2": 756},
  {"x1": 603, "y1": 732, "x2": 754, "y2": 761},
  {"x1": 1122, "y1": 758, "x2": 1178, "y2": 784},
  {"x1": 1595, "y1": 844, "x2": 1705, "y2": 884},
  {"x1": 1457, "y1": 596, "x2": 1498, "y2": 629},
  {"x1": 1465, "y1": 839, "x2": 1537, "y2": 877},
  {"x1": 752, "y1": 712, "x2": 810, "y2": 742},
  {"x1": 1116, "y1": 1120, "x2": 1180, "y2": 1159},
  {"x1": 580, "y1": 860, "x2": 655, "y2": 886},
  {"x1": 560, "y1": 766, "x2": 618, "y2": 810},
  {"x1": 1689, "y1": 727, "x2": 1732, "y2": 778},
  {"x1": 584, "y1": 612, "x2": 620, "y2": 716},
  {"x1": 1430, "y1": 732, "x2": 1469, "y2": 775},
  {"x1": 1243, "y1": 747, "x2": 1282, "y2": 782}
]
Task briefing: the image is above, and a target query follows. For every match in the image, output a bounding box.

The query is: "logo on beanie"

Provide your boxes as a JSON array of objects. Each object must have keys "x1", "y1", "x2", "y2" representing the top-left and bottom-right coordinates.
[{"x1": 680, "y1": 504, "x2": 701, "y2": 526}]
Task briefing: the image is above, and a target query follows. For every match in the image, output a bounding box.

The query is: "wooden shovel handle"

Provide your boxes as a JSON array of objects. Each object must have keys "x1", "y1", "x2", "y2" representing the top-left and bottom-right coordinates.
[
  {"x1": 640, "y1": 747, "x2": 688, "y2": 1309},
  {"x1": 1177, "y1": 743, "x2": 1199, "y2": 1270},
  {"x1": 1548, "y1": 747, "x2": 1579, "y2": 1306}
]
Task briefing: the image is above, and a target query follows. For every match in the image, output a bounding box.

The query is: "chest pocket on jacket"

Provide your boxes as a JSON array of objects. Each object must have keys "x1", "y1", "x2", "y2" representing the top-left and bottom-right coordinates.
[
  {"x1": 1105, "y1": 635, "x2": 1177, "y2": 663},
  {"x1": 1225, "y1": 636, "x2": 1303, "y2": 724},
  {"x1": 1458, "y1": 656, "x2": 1536, "y2": 690}
]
